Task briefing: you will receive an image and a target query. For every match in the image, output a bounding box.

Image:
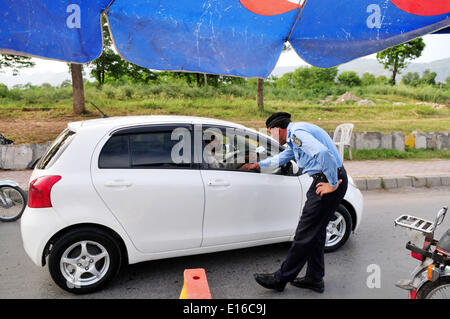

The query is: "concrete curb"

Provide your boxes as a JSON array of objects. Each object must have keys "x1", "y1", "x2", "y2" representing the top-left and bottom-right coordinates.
[
  {"x1": 0, "y1": 142, "x2": 51, "y2": 170},
  {"x1": 354, "y1": 174, "x2": 450, "y2": 191}
]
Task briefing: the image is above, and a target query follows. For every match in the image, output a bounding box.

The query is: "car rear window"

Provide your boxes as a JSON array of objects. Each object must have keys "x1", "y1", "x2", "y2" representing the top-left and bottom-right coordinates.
[
  {"x1": 98, "y1": 135, "x2": 130, "y2": 168},
  {"x1": 36, "y1": 128, "x2": 76, "y2": 169}
]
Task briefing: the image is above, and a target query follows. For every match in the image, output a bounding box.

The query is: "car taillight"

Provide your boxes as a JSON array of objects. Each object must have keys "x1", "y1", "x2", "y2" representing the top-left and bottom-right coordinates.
[{"x1": 28, "y1": 175, "x2": 62, "y2": 208}]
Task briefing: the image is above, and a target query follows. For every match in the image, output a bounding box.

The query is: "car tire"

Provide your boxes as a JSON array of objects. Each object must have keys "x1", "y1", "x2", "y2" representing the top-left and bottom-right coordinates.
[
  {"x1": 48, "y1": 227, "x2": 122, "y2": 294},
  {"x1": 324, "y1": 204, "x2": 353, "y2": 253}
]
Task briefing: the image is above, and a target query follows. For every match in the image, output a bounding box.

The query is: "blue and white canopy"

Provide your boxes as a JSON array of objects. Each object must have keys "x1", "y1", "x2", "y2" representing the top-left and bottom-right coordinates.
[{"x1": 0, "y1": 0, "x2": 448, "y2": 77}]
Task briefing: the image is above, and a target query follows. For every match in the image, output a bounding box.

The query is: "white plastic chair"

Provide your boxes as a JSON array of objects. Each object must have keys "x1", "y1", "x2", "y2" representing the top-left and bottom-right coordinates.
[{"x1": 333, "y1": 123, "x2": 354, "y2": 161}]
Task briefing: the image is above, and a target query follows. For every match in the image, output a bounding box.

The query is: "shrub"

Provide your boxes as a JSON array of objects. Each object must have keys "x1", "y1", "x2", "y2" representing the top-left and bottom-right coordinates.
[
  {"x1": 0, "y1": 84, "x2": 8, "y2": 98},
  {"x1": 337, "y1": 71, "x2": 362, "y2": 87},
  {"x1": 361, "y1": 73, "x2": 376, "y2": 86},
  {"x1": 375, "y1": 75, "x2": 389, "y2": 85},
  {"x1": 291, "y1": 66, "x2": 338, "y2": 88},
  {"x1": 120, "y1": 86, "x2": 134, "y2": 99},
  {"x1": 402, "y1": 72, "x2": 420, "y2": 87}
]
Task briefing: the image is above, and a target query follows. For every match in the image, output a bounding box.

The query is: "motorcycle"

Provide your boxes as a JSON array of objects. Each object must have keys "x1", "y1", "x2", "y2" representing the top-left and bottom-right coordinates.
[
  {"x1": 394, "y1": 206, "x2": 450, "y2": 299},
  {"x1": 0, "y1": 180, "x2": 27, "y2": 222},
  {"x1": 0, "y1": 132, "x2": 13, "y2": 145}
]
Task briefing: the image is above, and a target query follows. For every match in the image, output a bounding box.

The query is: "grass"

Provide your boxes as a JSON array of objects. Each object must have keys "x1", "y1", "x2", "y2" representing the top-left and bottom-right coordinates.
[
  {"x1": 345, "y1": 148, "x2": 450, "y2": 161},
  {"x1": 0, "y1": 82, "x2": 449, "y2": 148},
  {"x1": 2, "y1": 95, "x2": 448, "y2": 128}
]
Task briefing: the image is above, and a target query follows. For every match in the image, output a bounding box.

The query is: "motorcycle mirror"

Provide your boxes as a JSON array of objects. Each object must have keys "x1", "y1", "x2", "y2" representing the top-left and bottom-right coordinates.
[{"x1": 435, "y1": 206, "x2": 448, "y2": 226}]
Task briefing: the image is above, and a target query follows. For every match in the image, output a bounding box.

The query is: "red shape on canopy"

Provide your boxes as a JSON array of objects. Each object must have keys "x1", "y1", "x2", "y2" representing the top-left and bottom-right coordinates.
[
  {"x1": 390, "y1": 0, "x2": 450, "y2": 16},
  {"x1": 239, "y1": 0, "x2": 301, "y2": 16}
]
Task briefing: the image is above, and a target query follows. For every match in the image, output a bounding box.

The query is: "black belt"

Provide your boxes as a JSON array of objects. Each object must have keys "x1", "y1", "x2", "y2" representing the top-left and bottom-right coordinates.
[{"x1": 311, "y1": 167, "x2": 346, "y2": 180}]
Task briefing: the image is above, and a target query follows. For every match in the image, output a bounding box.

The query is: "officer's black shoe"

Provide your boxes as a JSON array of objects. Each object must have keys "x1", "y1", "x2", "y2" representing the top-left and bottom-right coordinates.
[
  {"x1": 290, "y1": 276, "x2": 325, "y2": 293},
  {"x1": 253, "y1": 273, "x2": 287, "y2": 292}
]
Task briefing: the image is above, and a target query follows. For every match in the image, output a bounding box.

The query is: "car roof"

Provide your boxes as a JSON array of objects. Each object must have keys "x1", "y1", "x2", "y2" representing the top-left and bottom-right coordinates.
[
  {"x1": 67, "y1": 115, "x2": 275, "y2": 143},
  {"x1": 68, "y1": 115, "x2": 247, "y2": 131}
]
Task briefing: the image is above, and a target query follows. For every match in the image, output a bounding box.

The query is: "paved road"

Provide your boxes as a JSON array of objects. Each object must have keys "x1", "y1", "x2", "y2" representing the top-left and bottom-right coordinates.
[{"x1": 0, "y1": 187, "x2": 449, "y2": 299}]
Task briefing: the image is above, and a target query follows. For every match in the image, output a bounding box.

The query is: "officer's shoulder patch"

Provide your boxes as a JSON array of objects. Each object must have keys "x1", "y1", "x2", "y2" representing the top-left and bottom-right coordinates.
[{"x1": 292, "y1": 134, "x2": 302, "y2": 147}]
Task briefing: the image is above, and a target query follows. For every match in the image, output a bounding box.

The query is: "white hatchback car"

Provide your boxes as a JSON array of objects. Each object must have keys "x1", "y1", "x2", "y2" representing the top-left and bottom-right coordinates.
[{"x1": 21, "y1": 115, "x2": 363, "y2": 294}]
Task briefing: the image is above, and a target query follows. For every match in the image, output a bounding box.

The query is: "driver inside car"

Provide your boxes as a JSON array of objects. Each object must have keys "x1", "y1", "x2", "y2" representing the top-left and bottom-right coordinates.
[
  {"x1": 204, "y1": 134, "x2": 224, "y2": 169},
  {"x1": 228, "y1": 139, "x2": 259, "y2": 170},
  {"x1": 242, "y1": 141, "x2": 258, "y2": 165},
  {"x1": 204, "y1": 129, "x2": 261, "y2": 170}
]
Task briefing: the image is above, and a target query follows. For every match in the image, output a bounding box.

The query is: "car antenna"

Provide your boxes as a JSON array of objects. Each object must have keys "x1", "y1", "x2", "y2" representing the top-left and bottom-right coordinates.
[{"x1": 90, "y1": 101, "x2": 109, "y2": 118}]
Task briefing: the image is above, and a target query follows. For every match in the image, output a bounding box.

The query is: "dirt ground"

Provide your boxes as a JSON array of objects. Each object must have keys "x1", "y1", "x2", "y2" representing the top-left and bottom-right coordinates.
[
  {"x1": 0, "y1": 115, "x2": 100, "y2": 144},
  {"x1": 0, "y1": 111, "x2": 269, "y2": 145},
  {"x1": 0, "y1": 119, "x2": 72, "y2": 144},
  {"x1": 1, "y1": 108, "x2": 449, "y2": 145}
]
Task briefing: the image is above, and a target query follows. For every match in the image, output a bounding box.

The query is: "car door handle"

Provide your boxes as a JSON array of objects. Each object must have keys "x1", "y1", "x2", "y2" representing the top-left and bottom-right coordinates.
[
  {"x1": 104, "y1": 180, "x2": 133, "y2": 188},
  {"x1": 207, "y1": 180, "x2": 231, "y2": 187}
]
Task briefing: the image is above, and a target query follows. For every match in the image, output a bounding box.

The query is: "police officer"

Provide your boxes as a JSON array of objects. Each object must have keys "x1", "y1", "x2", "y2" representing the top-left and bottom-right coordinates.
[{"x1": 240, "y1": 112, "x2": 348, "y2": 293}]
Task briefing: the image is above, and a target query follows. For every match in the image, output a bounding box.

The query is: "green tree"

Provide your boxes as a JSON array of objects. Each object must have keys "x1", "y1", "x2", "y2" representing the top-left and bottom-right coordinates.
[
  {"x1": 376, "y1": 38, "x2": 425, "y2": 85},
  {"x1": 375, "y1": 75, "x2": 389, "y2": 85},
  {"x1": 255, "y1": 42, "x2": 294, "y2": 111},
  {"x1": 401, "y1": 72, "x2": 420, "y2": 87},
  {"x1": 291, "y1": 66, "x2": 337, "y2": 88},
  {"x1": 0, "y1": 54, "x2": 35, "y2": 75},
  {"x1": 420, "y1": 69, "x2": 437, "y2": 86},
  {"x1": 69, "y1": 63, "x2": 85, "y2": 114},
  {"x1": 337, "y1": 71, "x2": 362, "y2": 87},
  {"x1": 361, "y1": 73, "x2": 376, "y2": 86},
  {"x1": 274, "y1": 72, "x2": 294, "y2": 88},
  {"x1": 0, "y1": 83, "x2": 8, "y2": 97},
  {"x1": 402, "y1": 70, "x2": 437, "y2": 87},
  {"x1": 87, "y1": 15, "x2": 157, "y2": 86},
  {"x1": 60, "y1": 79, "x2": 72, "y2": 88}
]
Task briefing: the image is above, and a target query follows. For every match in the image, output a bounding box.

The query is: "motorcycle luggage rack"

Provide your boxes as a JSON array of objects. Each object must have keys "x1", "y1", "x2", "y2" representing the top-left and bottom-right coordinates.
[{"x1": 394, "y1": 214, "x2": 435, "y2": 235}]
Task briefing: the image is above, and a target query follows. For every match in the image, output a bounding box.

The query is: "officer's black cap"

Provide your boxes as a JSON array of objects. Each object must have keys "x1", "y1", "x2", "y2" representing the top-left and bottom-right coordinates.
[{"x1": 265, "y1": 112, "x2": 292, "y2": 129}]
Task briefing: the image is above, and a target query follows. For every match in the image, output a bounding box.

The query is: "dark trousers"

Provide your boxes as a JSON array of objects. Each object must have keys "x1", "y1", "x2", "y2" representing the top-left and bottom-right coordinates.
[{"x1": 275, "y1": 169, "x2": 348, "y2": 282}]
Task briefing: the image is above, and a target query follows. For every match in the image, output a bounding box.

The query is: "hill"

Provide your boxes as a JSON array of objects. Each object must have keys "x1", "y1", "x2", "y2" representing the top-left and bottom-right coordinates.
[{"x1": 272, "y1": 58, "x2": 450, "y2": 83}]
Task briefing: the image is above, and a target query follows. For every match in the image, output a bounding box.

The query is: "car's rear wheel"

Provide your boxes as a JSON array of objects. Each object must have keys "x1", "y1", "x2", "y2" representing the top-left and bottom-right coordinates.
[
  {"x1": 324, "y1": 204, "x2": 353, "y2": 253},
  {"x1": 48, "y1": 228, "x2": 121, "y2": 294}
]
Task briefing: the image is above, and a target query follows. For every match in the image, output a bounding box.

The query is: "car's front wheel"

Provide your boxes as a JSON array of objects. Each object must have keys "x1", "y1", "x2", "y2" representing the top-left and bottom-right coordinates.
[
  {"x1": 324, "y1": 204, "x2": 353, "y2": 253},
  {"x1": 48, "y1": 228, "x2": 122, "y2": 294}
]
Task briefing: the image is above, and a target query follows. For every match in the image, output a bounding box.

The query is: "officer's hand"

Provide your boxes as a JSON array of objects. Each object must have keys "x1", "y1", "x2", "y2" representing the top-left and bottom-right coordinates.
[
  {"x1": 240, "y1": 163, "x2": 260, "y2": 172},
  {"x1": 315, "y1": 179, "x2": 342, "y2": 196}
]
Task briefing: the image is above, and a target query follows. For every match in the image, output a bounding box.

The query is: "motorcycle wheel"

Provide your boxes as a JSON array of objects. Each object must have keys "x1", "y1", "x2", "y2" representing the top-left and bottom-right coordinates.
[
  {"x1": 416, "y1": 277, "x2": 450, "y2": 299},
  {"x1": 0, "y1": 186, "x2": 27, "y2": 222}
]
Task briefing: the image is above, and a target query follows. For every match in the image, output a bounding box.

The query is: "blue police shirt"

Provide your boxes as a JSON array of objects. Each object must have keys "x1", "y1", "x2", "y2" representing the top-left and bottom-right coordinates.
[{"x1": 259, "y1": 122, "x2": 343, "y2": 187}]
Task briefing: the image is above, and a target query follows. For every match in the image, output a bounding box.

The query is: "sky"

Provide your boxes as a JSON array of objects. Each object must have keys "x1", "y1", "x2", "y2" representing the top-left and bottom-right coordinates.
[
  {"x1": 1, "y1": 34, "x2": 449, "y2": 87},
  {"x1": 275, "y1": 34, "x2": 450, "y2": 67}
]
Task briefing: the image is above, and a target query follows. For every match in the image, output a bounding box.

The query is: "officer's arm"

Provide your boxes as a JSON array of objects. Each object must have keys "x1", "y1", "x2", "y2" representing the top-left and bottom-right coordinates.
[
  {"x1": 258, "y1": 146, "x2": 295, "y2": 170},
  {"x1": 294, "y1": 130, "x2": 339, "y2": 187}
]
